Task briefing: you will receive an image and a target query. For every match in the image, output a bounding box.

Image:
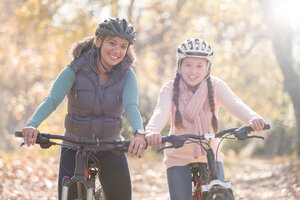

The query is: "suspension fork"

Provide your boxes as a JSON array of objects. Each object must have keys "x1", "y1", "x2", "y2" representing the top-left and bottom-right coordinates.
[{"x1": 61, "y1": 148, "x2": 94, "y2": 200}]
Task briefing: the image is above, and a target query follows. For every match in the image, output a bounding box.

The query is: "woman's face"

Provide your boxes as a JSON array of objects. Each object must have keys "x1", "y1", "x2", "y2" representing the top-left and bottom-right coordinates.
[
  {"x1": 99, "y1": 36, "x2": 129, "y2": 68},
  {"x1": 180, "y1": 57, "x2": 209, "y2": 87}
]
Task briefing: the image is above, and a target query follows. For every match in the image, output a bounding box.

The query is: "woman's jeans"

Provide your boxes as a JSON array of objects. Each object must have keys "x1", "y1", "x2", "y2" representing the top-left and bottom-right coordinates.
[
  {"x1": 58, "y1": 147, "x2": 131, "y2": 200},
  {"x1": 167, "y1": 162, "x2": 225, "y2": 200}
]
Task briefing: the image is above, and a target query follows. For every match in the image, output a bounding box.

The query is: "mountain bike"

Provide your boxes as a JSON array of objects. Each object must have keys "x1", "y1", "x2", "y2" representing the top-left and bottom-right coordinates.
[
  {"x1": 159, "y1": 124, "x2": 270, "y2": 200},
  {"x1": 15, "y1": 131, "x2": 132, "y2": 200}
]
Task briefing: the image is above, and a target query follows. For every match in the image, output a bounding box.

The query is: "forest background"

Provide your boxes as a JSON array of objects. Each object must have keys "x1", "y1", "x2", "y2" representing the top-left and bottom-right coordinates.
[{"x1": 1, "y1": 0, "x2": 300, "y2": 199}]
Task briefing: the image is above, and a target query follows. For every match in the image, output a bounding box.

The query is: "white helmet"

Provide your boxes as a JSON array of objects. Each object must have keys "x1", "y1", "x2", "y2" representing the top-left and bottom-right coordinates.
[{"x1": 177, "y1": 38, "x2": 214, "y2": 61}]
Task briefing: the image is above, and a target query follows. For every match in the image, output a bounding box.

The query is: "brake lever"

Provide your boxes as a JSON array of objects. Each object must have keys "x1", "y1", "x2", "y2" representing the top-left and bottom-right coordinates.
[
  {"x1": 36, "y1": 135, "x2": 56, "y2": 149},
  {"x1": 233, "y1": 126, "x2": 251, "y2": 140},
  {"x1": 233, "y1": 126, "x2": 265, "y2": 140},
  {"x1": 19, "y1": 134, "x2": 55, "y2": 148},
  {"x1": 247, "y1": 135, "x2": 264, "y2": 140}
]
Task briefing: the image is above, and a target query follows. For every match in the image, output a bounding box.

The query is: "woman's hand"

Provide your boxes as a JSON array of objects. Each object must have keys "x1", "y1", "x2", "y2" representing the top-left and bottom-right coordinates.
[
  {"x1": 145, "y1": 132, "x2": 162, "y2": 147},
  {"x1": 128, "y1": 133, "x2": 146, "y2": 157},
  {"x1": 249, "y1": 116, "x2": 265, "y2": 132},
  {"x1": 22, "y1": 126, "x2": 39, "y2": 147}
]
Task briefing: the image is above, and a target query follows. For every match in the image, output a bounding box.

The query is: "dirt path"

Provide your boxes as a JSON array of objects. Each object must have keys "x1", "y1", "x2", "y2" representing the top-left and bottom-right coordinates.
[
  {"x1": 1, "y1": 153, "x2": 300, "y2": 200},
  {"x1": 226, "y1": 158, "x2": 300, "y2": 200},
  {"x1": 130, "y1": 156, "x2": 300, "y2": 200}
]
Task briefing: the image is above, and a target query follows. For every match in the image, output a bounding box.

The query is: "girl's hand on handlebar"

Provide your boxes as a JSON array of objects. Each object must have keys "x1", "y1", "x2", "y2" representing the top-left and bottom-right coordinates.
[
  {"x1": 22, "y1": 126, "x2": 39, "y2": 147},
  {"x1": 249, "y1": 116, "x2": 265, "y2": 132},
  {"x1": 145, "y1": 132, "x2": 162, "y2": 147},
  {"x1": 128, "y1": 134, "x2": 146, "y2": 157}
]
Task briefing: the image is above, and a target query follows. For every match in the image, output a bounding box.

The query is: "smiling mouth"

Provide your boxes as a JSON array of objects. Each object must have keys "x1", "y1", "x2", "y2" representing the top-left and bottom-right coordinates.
[
  {"x1": 109, "y1": 54, "x2": 119, "y2": 60},
  {"x1": 187, "y1": 75, "x2": 199, "y2": 80}
]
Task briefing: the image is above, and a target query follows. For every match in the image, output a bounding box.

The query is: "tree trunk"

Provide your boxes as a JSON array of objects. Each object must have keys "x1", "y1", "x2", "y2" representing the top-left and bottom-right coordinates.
[
  {"x1": 110, "y1": 0, "x2": 119, "y2": 17},
  {"x1": 128, "y1": 0, "x2": 135, "y2": 22},
  {"x1": 260, "y1": 0, "x2": 300, "y2": 155}
]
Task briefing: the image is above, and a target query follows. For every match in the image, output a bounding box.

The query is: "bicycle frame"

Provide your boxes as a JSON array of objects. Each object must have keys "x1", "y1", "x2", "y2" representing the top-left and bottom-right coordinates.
[
  {"x1": 15, "y1": 131, "x2": 130, "y2": 200},
  {"x1": 190, "y1": 145, "x2": 233, "y2": 200},
  {"x1": 160, "y1": 124, "x2": 270, "y2": 200}
]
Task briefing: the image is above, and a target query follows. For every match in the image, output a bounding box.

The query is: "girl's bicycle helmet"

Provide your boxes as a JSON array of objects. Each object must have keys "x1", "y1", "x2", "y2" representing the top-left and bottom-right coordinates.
[
  {"x1": 95, "y1": 17, "x2": 136, "y2": 44},
  {"x1": 177, "y1": 38, "x2": 214, "y2": 61}
]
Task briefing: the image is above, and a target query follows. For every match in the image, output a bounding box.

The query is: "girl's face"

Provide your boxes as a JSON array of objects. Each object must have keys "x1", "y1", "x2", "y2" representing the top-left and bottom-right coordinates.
[
  {"x1": 99, "y1": 36, "x2": 129, "y2": 68},
  {"x1": 180, "y1": 57, "x2": 209, "y2": 87}
]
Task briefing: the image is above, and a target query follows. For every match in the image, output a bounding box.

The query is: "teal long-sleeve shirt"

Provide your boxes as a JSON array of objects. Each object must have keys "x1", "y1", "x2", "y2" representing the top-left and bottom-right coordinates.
[{"x1": 27, "y1": 65, "x2": 144, "y2": 134}]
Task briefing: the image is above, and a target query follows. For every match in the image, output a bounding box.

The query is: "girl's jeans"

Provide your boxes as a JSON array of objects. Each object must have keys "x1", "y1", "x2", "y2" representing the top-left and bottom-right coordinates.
[
  {"x1": 167, "y1": 162, "x2": 225, "y2": 200},
  {"x1": 58, "y1": 147, "x2": 131, "y2": 200}
]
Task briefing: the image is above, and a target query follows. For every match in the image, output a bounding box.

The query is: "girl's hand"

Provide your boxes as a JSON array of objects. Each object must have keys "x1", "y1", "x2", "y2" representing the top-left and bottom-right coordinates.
[
  {"x1": 128, "y1": 133, "x2": 146, "y2": 157},
  {"x1": 249, "y1": 116, "x2": 265, "y2": 132},
  {"x1": 22, "y1": 126, "x2": 39, "y2": 147},
  {"x1": 145, "y1": 132, "x2": 162, "y2": 147}
]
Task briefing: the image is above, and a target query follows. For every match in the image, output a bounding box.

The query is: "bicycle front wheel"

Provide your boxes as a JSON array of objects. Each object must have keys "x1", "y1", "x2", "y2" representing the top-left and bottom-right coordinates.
[
  {"x1": 203, "y1": 188, "x2": 234, "y2": 200},
  {"x1": 93, "y1": 173, "x2": 106, "y2": 200},
  {"x1": 93, "y1": 187, "x2": 106, "y2": 200}
]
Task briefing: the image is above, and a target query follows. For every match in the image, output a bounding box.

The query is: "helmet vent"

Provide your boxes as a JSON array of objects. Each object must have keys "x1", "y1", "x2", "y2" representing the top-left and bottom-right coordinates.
[
  {"x1": 176, "y1": 38, "x2": 214, "y2": 60},
  {"x1": 201, "y1": 43, "x2": 206, "y2": 51},
  {"x1": 188, "y1": 41, "x2": 193, "y2": 50}
]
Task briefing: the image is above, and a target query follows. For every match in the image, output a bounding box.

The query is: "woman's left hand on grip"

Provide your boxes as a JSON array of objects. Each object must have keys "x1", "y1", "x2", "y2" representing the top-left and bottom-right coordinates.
[{"x1": 128, "y1": 134, "x2": 146, "y2": 157}]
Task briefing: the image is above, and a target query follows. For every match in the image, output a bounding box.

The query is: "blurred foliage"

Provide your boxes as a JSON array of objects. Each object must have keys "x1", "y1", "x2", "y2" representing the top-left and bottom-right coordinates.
[
  {"x1": 1, "y1": 0, "x2": 300, "y2": 157},
  {"x1": 253, "y1": 103, "x2": 297, "y2": 156},
  {"x1": 221, "y1": 120, "x2": 251, "y2": 155}
]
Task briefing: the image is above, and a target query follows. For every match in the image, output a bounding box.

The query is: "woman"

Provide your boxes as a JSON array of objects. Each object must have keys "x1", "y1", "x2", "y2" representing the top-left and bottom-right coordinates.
[
  {"x1": 21, "y1": 17, "x2": 146, "y2": 200},
  {"x1": 145, "y1": 38, "x2": 265, "y2": 200}
]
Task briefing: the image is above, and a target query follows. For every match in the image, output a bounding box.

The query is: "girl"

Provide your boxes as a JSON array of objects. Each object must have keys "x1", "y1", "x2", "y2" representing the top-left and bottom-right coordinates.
[
  {"x1": 145, "y1": 38, "x2": 265, "y2": 200},
  {"x1": 21, "y1": 18, "x2": 146, "y2": 200}
]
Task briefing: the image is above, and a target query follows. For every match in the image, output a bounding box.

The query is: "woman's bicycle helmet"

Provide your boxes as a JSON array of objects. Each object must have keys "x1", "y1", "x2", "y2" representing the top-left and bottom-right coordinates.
[
  {"x1": 95, "y1": 17, "x2": 136, "y2": 44},
  {"x1": 177, "y1": 38, "x2": 214, "y2": 61}
]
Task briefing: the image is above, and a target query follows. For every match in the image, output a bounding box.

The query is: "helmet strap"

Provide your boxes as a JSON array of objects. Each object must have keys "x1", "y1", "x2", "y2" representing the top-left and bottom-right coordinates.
[{"x1": 201, "y1": 61, "x2": 211, "y2": 82}]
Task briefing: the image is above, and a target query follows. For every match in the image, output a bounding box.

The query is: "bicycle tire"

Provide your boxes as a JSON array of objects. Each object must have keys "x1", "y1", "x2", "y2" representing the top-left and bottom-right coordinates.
[
  {"x1": 203, "y1": 188, "x2": 234, "y2": 200},
  {"x1": 93, "y1": 173, "x2": 106, "y2": 200},
  {"x1": 93, "y1": 187, "x2": 106, "y2": 200}
]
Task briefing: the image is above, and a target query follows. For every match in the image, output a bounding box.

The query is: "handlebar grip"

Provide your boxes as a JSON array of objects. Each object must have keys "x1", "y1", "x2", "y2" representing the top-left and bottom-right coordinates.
[
  {"x1": 15, "y1": 131, "x2": 23, "y2": 137},
  {"x1": 247, "y1": 124, "x2": 271, "y2": 132}
]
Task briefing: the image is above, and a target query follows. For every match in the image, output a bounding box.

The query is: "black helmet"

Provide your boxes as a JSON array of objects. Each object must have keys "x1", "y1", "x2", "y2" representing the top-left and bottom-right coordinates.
[{"x1": 95, "y1": 17, "x2": 136, "y2": 44}]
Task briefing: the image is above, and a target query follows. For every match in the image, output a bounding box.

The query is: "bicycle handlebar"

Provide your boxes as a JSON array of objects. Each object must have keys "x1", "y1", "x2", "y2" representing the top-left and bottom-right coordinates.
[
  {"x1": 160, "y1": 124, "x2": 270, "y2": 150},
  {"x1": 15, "y1": 131, "x2": 130, "y2": 151}
]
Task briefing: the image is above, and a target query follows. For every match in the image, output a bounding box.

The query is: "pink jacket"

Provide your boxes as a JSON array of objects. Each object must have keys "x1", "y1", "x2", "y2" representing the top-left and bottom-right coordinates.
[{"x1": 146, "y1": 76, "x2": 260, "y2": 169}]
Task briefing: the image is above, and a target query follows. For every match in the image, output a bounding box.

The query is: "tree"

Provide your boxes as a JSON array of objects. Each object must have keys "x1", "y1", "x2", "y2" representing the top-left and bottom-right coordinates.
[{"x1": 260, "y1": 0, "x2": 300, "y2": 154}]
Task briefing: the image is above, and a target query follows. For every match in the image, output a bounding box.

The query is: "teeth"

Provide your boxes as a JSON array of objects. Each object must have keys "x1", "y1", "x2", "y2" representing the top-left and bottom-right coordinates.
[
  {"x1": 109, "y1": 54, "x2": 118, "y2": 59},
  {"x1": 188, "y1": 76, "x2": 198, "y2": 80}
]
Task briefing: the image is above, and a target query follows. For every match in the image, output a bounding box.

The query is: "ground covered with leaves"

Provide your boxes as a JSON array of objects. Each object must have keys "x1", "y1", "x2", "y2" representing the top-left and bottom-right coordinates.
[{"x1": 1, "y1": 150, "x2": 300, "y2": 200}]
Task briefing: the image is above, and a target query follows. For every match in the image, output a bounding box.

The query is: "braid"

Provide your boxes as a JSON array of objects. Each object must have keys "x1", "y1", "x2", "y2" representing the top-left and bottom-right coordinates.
[
  {"x1": 173, "y1": 71, "x2": 184, "y2": 129},
  {"x1": 207, "y1": 76, "x2": 218, "y2": 132}
]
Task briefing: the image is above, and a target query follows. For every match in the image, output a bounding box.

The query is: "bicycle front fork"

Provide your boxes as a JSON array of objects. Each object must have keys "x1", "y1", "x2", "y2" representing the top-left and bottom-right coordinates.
[
  {"x1": 61, "y1": 176, "x2": 94, "y2": 200},
  {"x1": 61, "y1": 150, "x2": 94, "y2": 200}
]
